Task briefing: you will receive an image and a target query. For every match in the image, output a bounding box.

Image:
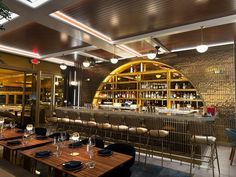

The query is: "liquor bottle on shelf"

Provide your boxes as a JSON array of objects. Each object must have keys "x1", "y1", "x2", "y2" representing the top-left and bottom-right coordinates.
[
  {"x1": 183, "y1": 83, "x2": 186, "y2": 89},
  {"x1": 130, "y1": 65, "x2": 134, "y2": 73},
  {"x1": 175, "y1": 83, "x2": 179, "y2": 89}
]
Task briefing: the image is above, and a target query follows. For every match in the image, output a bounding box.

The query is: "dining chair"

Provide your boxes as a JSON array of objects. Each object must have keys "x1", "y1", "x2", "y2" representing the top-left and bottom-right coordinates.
[
  {"x1": 225, "y1": 128, "x2": 236, "y2": 165},
  {"x1": 104, "y1": 143, "x2": 136, "y2": 177}
]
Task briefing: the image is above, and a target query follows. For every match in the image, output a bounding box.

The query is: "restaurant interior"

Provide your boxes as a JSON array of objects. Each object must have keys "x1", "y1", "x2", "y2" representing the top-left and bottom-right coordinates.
[{"x1": 0, "y1": 0, "x2": 236, "y2": 177}]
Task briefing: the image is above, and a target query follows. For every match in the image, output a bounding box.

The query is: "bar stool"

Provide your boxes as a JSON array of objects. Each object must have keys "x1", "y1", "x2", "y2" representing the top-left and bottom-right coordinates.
[
  {"x1": 145, "y1": 118, "x2": 169, "y2": 166},
  {"x1": 189, "y1": 121, "x2": 220, "y2": 177},
  {"x1": 94, "y1": 112, "x2": 111, "y2": 139},
  {"x1": 125, "y1": 115, "x2": 148, "y2": 161},
  {"x1": 80, "y1": 112, "x2": 96, "y2": 136},
  {"x1": 54, "y1": 109, "x2": 69, "y2": 130},
  {"x1": 108, "y1": 114, "x2": 128, "y2": 142},
  {"x1": 67, "y1": 111, "x2": 82, "y2": 130}
]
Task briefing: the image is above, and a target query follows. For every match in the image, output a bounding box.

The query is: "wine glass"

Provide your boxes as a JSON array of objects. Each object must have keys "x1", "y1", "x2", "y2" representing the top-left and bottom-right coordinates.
[
  {"x1": 0, "y1": 117, "x2": 4, "y2": 137},
  {"x1": 88, "y1": 136, "x2": 96, "y2": 147},
  {"x1": 22, "y1": 131, "x2": 30, "y2": 145},
  {"x1": 53, "y1": 137, "x2": 62, "y2": 157}
]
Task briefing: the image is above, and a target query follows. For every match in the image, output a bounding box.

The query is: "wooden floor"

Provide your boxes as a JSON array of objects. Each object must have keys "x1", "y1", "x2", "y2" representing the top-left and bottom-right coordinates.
[{"x1": 0, "y1": 145, "x2": 235, "y2": 177}]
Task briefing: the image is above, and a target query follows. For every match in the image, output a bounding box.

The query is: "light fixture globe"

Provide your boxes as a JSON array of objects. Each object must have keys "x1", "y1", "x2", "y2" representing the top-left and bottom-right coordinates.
[
  {"x1": 147, "y1": 52, "x2": 156, "y2": 59},
  {"x1": 196, "y1": 44, "x2": 208, "y2": 53},
  {"x1": 110, "y1": 58, "x2": 118, "y2": 64},
  {"x1": 60, "y1": 63, "x2": 67, "y2": 70},
  {"x1": 82, "y1": 60, "x2": 90, "y2": 67}
]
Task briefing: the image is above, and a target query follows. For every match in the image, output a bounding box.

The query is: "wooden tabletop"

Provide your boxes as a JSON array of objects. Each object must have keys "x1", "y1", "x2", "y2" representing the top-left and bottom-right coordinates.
[
  {"x1": 0, "y1": 136, "x2": 53, "y2": 150},
  {"x1": 0, "y1": 128, "x2": 24, "y2": 141},
  {"x1": 20, "y1": 142, "x2": 133, "y2": 177}
]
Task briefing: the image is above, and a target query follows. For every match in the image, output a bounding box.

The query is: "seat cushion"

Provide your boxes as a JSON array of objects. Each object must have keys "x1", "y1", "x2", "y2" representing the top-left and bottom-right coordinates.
[
  {"x1": 191, "y1": 135, "x2": 216, "y2": 144},
  {"x1": 74, "y1": 120, "x2": 83, "y2": 124},
  {"x1": 46, "y1": 117, "x2": 58, "y2": 122},
  {"x1": 149, "y1": 129, "x2": 169, "y2": 138},
  {"x1": 97, "y1": 123, "x2": 111, "y2": 129},
  {"x1": 88, "y1": 121, "x2": 97, "y2": 127},
  {"x1": 129, "y1": 127, "x2": 148, "y2": 134}
]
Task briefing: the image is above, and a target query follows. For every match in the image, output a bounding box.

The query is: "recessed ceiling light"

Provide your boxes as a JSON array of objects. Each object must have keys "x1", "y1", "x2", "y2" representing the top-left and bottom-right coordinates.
[
  {"x1": 0, "y1": 13, "x2": 19, "y2": 25},
  {"x1": 17, "y1": 0, "x2": 51, "y2": 8}
]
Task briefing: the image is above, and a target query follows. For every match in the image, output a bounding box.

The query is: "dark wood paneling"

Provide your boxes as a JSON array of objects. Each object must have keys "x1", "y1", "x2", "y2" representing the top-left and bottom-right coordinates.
[
  {"x1": 125, "y1": 41, "x2": 155, "y2": 54},
  {"x1": 158, "y1": 23, "x2": 236, "y2": 50},
  {"x1": 87, "y1": 49, "x2": 117, "y2": 60},
  {"x1": 62, "y1": 0, "x2": 236, "y2": 40},
  {"x1": 0, "y1": 23, "x2": 89, "y2": 55}
]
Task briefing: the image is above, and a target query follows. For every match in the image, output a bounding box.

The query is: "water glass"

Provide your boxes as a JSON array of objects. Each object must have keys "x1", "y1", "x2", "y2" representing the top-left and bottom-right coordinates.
[
  {"x1": 88, "y1": 136, "x2": 96, "y2": 147},
  {"x1": 86, "y1": 144, "x2": 95, "y2": 168}
]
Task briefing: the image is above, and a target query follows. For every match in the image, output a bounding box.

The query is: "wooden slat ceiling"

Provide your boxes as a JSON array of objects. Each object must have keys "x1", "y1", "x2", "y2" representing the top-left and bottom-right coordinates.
[
  {"x1": 157, "y1": 23, "x2": 236, "y2": 51},
  {"x1": 0, "y1": 23, "x2": 90, "y2": 55},
  {"x1": 87, "y1": 49, "x2": 118, "y2": 60},
  {"x1": 125, "y1": 41, "x2": 155, "y2": 54},
  {"x1": 62, "y1": 0, "x2": 236, "y2": 40}
]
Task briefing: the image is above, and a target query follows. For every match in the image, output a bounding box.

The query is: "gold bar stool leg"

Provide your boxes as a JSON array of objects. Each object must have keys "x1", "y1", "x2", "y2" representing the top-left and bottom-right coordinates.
[{"x1": 215, "y1": 143, "x2": 220, "y2": 174}]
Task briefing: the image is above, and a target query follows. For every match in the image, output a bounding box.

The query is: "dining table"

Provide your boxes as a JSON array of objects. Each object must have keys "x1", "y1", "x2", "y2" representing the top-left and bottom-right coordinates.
[
  {"x1": 0, "y1": 128, "x2": 24, "y2": 141},
  {"x1": 0, "y1": 135, "x2": 53, "y2": 164},
  {"x1": 20, "y1": 141, "x2": 133, "y2": 177}
]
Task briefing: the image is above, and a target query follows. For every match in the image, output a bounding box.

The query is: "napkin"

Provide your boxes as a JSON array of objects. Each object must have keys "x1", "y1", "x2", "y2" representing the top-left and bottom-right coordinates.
[
  {"x1": 35, "y1": 135, "x2": 48, "y2": 140},
  {"x1": 7, "y1": 140, "x2": 21, "y2": 146},
  {"x1": 68, "y1": 141, "x2": 82, "y2": 148},
  {"x1": 63, "y1": 161, "x2": 82, "y2": 170},
  {"x1": 98, "y1": 149, "x2": 113, "y2": 156},
  {"x1": 35, "y1": 150, "x2": 51, "y2": 158}
]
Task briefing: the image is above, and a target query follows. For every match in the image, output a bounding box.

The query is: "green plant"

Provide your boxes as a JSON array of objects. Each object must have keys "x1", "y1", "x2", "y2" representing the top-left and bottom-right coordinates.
[{"x1": 0, "y1": 0, "x2": 11, "y2": 30}]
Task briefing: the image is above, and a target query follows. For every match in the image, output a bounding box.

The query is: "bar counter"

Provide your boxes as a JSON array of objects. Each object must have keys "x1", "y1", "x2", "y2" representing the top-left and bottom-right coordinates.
[{"x1": 58, "y1": 107, "x2": 214, "y2": 122}]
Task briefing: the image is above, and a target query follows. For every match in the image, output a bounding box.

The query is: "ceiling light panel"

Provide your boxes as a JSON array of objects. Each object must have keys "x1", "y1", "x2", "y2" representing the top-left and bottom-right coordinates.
[
  {"x1": 17, "y1": 0, "x2": 50, "y2": 8},
  {"x1": 0, "y1": 13, "x2": 19, "y2": 25},
  {"x1": 43, "y1": 57, "x2": 75, "y2": 66}
]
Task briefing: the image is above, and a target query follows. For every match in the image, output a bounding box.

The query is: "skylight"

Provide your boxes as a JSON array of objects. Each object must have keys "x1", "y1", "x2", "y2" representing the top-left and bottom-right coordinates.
[
  {"x1": 0, "y1": 13, "x2": 19, "y2": 25},
  {"x1": 17, "y1": 0, "x2": 50, "y2": 8}
]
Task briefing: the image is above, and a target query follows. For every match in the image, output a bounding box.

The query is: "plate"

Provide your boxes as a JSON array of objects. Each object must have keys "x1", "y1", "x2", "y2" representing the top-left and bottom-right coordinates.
[
  {"x1": 35, "y1": 135, "x2": 48, "y2": 140},
  {"x1": 35, "y1": 150, "x2": 52, "y2": 158},
  {"x1": 98, "y1": 149, "x2": 113, "y2": 156},
  {"x1": 63, "y1": 161, "x2": 83, "y2": 171}
]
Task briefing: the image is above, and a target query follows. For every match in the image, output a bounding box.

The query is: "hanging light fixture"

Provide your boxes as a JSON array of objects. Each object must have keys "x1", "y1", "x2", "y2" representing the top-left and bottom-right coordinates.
[
  {"x1": 60, "y1": 63, "x2": 67, "y2": 70},
  {"x1": 196, "y1": 26, "x2": 208, "y2": 53},
  {"x1": 147, "y1": 52, "x2": 156, "y2": 59},
  {"x1": 110, "y1": 45, "x2": 118, "y2": 64},
  {"x1": 82, "y1": 58, "x2": 90, "y2": 67}
]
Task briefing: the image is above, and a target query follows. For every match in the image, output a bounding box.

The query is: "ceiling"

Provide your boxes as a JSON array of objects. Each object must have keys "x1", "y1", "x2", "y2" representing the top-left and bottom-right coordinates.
[{"x1": 0, "y1": 0, "x2": 236, "y2": 67}]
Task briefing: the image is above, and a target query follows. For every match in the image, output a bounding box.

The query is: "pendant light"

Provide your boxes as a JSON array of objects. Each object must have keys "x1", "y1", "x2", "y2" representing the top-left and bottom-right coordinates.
[
  {"x1": 196, "y1": 26, "x2": 208, "y2": 53},
  {"x1": 59, "y1": 54, "x2": 67, "y2": 70},
  {"x1": 110, "y1": 45, "x2": 118, "y2": 64},
  {"x1": 60, "y1": 63, "x2": 67, "y2": 70},
  {"x1": 82, "y1": 57, "x2": 90, "y2": 67}
]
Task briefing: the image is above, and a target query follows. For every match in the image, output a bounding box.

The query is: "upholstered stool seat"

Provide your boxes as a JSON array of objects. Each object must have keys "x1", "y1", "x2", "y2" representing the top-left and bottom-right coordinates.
[
  {"x1": 191, "y1": 135, "x2": 216, "y2": 144},
  {"x1": 149, "y1": 130, "x2": 169, "y2": 138},
  {"x1": 129, "y1": 127, "x2": 148, "y2": 134},
  {"x1": 97, "y1": 123, "x2": 111, "y2": 129}
]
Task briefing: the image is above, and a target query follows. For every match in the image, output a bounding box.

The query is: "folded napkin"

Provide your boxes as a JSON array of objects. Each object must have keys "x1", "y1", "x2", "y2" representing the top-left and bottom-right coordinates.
[
  {"x1": 63, "y1": 161, "x2": 82, "y2": 170},
  {"x1": 68, "y1": 141, "x2": 82, "y2": 148},
  {"x1": 16, "y1": 129, "x2": 24, "y2": 133},
  {"x1": 98, "y1": 149, "x2": 113, "y2": 156},
  {"x1": 35, "y1": 150, "x2": 51, "y2": 158},
  {"x1": 7, "y1": 140, "x2": 21, "y2": 146},
  {"x1": 35, "y1": 135, "x2": 48, "y2": 140}
]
